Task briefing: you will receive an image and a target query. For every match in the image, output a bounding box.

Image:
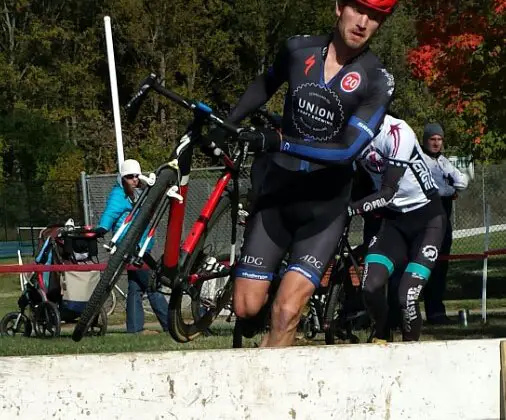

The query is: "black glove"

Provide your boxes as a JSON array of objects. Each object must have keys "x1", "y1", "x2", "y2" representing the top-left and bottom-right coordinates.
[
  {"x1": 201, "y1": 126, "x2": 229, "y2": 158},
  {"x1": 446, "y1": 174, "x2": 455, "y2": 186},
  {"x1": 238, "y1": 127, "x2": 281, "y2": 153}
]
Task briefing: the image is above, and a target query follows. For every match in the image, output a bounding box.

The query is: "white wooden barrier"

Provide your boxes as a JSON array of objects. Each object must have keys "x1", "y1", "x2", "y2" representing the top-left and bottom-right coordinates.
[{"x1": 0, "y1": 339, "x2": 501, "y2": 420}]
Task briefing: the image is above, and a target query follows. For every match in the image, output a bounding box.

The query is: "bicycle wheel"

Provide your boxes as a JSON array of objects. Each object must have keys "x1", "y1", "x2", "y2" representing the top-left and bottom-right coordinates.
[
  {"x1": 85, "y1": 307, "x2": 108, "y2": 337},
  {"x1": 0, "y1": 312, "x2": 32, "y2": 337},
  {"x1": 33, "y1": 301, "x2": 61, "y2": 338},
  {"x1": 324, "y1": 262, "x2": 371, "y2": 345},
  {"x1": 168, "y1": 190, "x2": 247, "y2": 343},
  {"x1": 72, "y1": 169, "x2": 176, "y2": 342},
  {"x1": 323, "y1": 265, "x2": 346, "y2": 345}
]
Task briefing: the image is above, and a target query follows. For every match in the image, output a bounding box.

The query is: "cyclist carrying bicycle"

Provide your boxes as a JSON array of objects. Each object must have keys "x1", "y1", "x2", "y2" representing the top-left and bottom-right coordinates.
[
  {"x1": 349, "y1": 114, "x2": 446, "y2": 342},
  {"x1": 208, "y1": 0, "x2": 397, "y2": 347}
]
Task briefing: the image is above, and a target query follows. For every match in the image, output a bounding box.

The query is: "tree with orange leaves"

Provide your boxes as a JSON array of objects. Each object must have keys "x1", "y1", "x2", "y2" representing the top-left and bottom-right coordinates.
[{"x1": 407, "y1": 0, "x2": 506, "y2": 161}]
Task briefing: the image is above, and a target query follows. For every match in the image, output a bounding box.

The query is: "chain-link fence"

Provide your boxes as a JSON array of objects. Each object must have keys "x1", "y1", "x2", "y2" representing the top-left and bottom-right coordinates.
[
  {"x1": 3, "y1": 162, "x2": 504, "y2": 261},
  {"x1": 2, "y1": 161, "x2": 505, "y2": 311},
  {"x1": 84, "y1": 167, "x2": 253, "y2": 310},
  {"x1": 83, "y1": 162, "x2": 506, "y2": 262},
  {"x1": 451, "y1": 164, "x2": 506, "y2": 254}
]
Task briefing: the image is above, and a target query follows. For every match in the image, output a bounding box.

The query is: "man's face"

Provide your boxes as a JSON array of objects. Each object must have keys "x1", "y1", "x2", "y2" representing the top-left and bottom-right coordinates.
[
  {"x1": 336, "y1": 1, "x2": 385, "y2": 50},
  {"x1": 426, "y1": 135, "x2": 443, "y2": 154}
]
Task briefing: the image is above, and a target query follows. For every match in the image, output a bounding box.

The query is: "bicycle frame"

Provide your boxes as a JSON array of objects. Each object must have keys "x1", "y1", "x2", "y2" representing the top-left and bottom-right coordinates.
[
  {"x1": 158, "y1": 131, "x2": 244, "y2": 288},
  {"x1": 327, "y1": 216, "x2": 361, "y2": 278},
  {"x1": 105, "y1": 76, "x2": 249, "y2": 292}
]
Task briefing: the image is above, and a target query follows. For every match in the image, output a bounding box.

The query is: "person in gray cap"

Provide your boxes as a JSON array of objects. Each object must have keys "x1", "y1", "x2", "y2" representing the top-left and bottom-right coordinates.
[{"x1": 422, "y1": 122, "x2": 469, "y2": 324}]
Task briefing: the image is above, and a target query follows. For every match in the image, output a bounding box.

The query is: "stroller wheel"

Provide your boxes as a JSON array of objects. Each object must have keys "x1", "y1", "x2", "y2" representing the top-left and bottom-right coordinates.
[
  {"x1": 85, "y1": 306, "x2": 108, "y2": 337},
  {"x1": 103, "y1": 290, "x2": 117, "y2": 317},
  {"x1": 33, "y1": 302, "x2": 61, "y2": 338},
  {"x1": 0, "y1": 312, "x2": 32, "y2": 337}
]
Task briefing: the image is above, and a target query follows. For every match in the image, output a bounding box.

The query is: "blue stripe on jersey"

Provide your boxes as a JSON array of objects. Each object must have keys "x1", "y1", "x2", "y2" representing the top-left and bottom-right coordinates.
[
  {"x1": 281, "y1": 106, "x2": 385, "y2": 162},
  {"x1": 349, "y1": 116, "x2": 376, "y2": 139}
]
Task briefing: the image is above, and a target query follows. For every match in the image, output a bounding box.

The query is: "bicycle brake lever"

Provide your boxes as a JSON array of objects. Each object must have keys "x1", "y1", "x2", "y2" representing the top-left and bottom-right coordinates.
[
  {"x1": 167, "y1": 185, "x2": 184, "y2": 203},
  {"x1": 138, "y1": 173, "x2": 156, "y2": 186}
]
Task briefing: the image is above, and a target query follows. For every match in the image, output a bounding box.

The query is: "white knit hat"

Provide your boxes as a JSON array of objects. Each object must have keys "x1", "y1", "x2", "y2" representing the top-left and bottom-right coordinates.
[{"x1": 120, "y1": 159, "x2": 141, "y2": 177}]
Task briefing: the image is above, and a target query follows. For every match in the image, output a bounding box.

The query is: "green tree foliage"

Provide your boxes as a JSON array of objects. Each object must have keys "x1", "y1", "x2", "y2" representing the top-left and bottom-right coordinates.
[{"x1": 0, "y1": 0, "x2": 505, "y2": 186}]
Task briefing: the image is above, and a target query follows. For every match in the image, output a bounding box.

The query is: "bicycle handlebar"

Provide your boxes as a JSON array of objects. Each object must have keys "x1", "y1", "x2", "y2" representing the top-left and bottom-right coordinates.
[
  {"x1": 125, "y1": 73, "x2": 242, "y2": 135},
  {"x1": 58, "y1": 227, "x2": 103, "y2": 239},
  {"x1": 125, "y1": 73, "x2": 157, "y2": 122}
]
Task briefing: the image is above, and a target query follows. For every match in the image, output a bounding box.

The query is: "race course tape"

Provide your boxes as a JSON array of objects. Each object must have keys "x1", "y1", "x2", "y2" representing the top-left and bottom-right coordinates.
[
  {"x1": 2, "y1": 247, "x2": 506, "y2": 274},
  {"x1": 0, "y1": 339, "x2": 501, "y2": 420}
]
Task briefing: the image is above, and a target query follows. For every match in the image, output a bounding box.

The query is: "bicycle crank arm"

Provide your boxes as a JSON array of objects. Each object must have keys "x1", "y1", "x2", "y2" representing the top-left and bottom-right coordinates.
[{"x1": 187, "y1": 268, "x2": 232, "y2": 285}]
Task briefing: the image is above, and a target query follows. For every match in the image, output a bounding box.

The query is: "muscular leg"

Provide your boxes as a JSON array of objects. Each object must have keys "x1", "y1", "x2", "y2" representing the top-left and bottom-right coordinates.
[
  {"x1": 233, "y1": 206, "x2": 289, "y2": 319},
  {"x1": 399, "y1": 213, "x2": 446, "y2": 341},
  {"x1": 261, "y1": 271, "x2": 315, "y2": 347},
  {"x1": 362, "y1": 258, "x2": 394, "y2": 340},
  {"x1": 262, "y1": 210, "x2": 348, "y2": 347},
  {"x1": 233, "y1": 278, "x2": 271, "y2": 318},
  {"x1": 362, "y1": 221, "x2": 406, "y2": 340}
]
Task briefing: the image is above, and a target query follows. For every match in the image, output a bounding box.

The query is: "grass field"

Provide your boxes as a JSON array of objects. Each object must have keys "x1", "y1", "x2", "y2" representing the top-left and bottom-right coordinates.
[
  {"x1": 0, "y1": 313, "x2": 504, "y2": 357},
  {"x1": 452, "y1": 229, "x2": 506, "y2": 254},
  {"x1": 1, "y1": 231, "x2": 505, "y2": 358}
]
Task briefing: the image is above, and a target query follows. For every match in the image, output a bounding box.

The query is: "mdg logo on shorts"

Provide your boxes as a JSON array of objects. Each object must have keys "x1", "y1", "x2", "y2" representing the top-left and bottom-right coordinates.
[
  {"x1": 292, "y1": 83, "x2": 344, "y2": 142},
  {"x1": 240, "y1": 255, "x2": 264, "y2": 266},
  {"x1": 422, "y1": 245, "x2": 438, "y2": 262},
  {"x1": 300, "y1": 254, "x2": 323, "y2": 270}
]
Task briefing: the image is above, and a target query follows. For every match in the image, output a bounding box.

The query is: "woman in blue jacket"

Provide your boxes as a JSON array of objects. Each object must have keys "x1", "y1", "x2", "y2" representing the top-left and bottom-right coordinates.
[{"x1": 97, "y1": 159, "x2": 169, "y2": 334}]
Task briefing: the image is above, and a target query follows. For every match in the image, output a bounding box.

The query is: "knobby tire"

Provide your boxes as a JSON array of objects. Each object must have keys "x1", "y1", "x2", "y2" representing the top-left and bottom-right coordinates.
[
  {"x1": 72, "y1": 169, "x2": 176, "y2": 342},
  {"x1": 168, "y1": 191, "x2": 246, "y2": 343}
]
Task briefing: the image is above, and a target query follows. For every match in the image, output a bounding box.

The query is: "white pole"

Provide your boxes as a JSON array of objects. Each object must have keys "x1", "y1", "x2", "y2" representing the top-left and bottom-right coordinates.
[
  {"x1": 17, "y1": 250, "x2": 26, "y2": 292},
  {"x1": 104, "y1": 16, "x2": 124, "y2": 171},
  {"x1": 481, "y1": 204, "x2": 490, "y2": 324}
]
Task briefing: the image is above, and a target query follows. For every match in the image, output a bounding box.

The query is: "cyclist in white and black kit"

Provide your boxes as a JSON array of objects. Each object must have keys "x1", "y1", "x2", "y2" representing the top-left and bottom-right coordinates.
[
  {"x1": 206, "y1": 0, "x2": 398, "y2": 347},
  {"x1": 349, "y1": 114, "x2": 446, "y2": 342}
]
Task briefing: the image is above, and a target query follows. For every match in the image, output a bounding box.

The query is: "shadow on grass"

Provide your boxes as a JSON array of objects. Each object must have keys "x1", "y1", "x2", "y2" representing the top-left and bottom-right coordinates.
[
  {"x1": 446, "y1": 257, "x2": 506, "y2": 300},
  {"x1": 423, "y1": 314, "x2": 506, "y2": 341}
]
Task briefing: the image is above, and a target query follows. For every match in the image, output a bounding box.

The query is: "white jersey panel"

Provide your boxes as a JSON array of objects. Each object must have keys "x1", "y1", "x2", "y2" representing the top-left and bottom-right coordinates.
[{"x1": 358, "y1": 115, "x2": 438, "y2": 213}]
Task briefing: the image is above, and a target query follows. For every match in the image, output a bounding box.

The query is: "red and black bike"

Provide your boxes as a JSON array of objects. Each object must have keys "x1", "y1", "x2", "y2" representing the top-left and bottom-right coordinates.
[{"x1": 72, "y1": 74, "x2": 268, "y2": 342}]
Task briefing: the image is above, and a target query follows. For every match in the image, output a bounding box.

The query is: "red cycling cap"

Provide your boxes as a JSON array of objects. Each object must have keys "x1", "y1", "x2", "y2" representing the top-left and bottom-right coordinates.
[{"x1": 352, "y1": 0, "x2": 398, "y2": 15}]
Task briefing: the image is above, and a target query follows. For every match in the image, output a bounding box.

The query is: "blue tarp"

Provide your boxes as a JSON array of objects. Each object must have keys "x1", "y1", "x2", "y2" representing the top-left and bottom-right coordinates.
[{"x1": 0, "y1": 241, "x2": 35, "y2": 258}]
